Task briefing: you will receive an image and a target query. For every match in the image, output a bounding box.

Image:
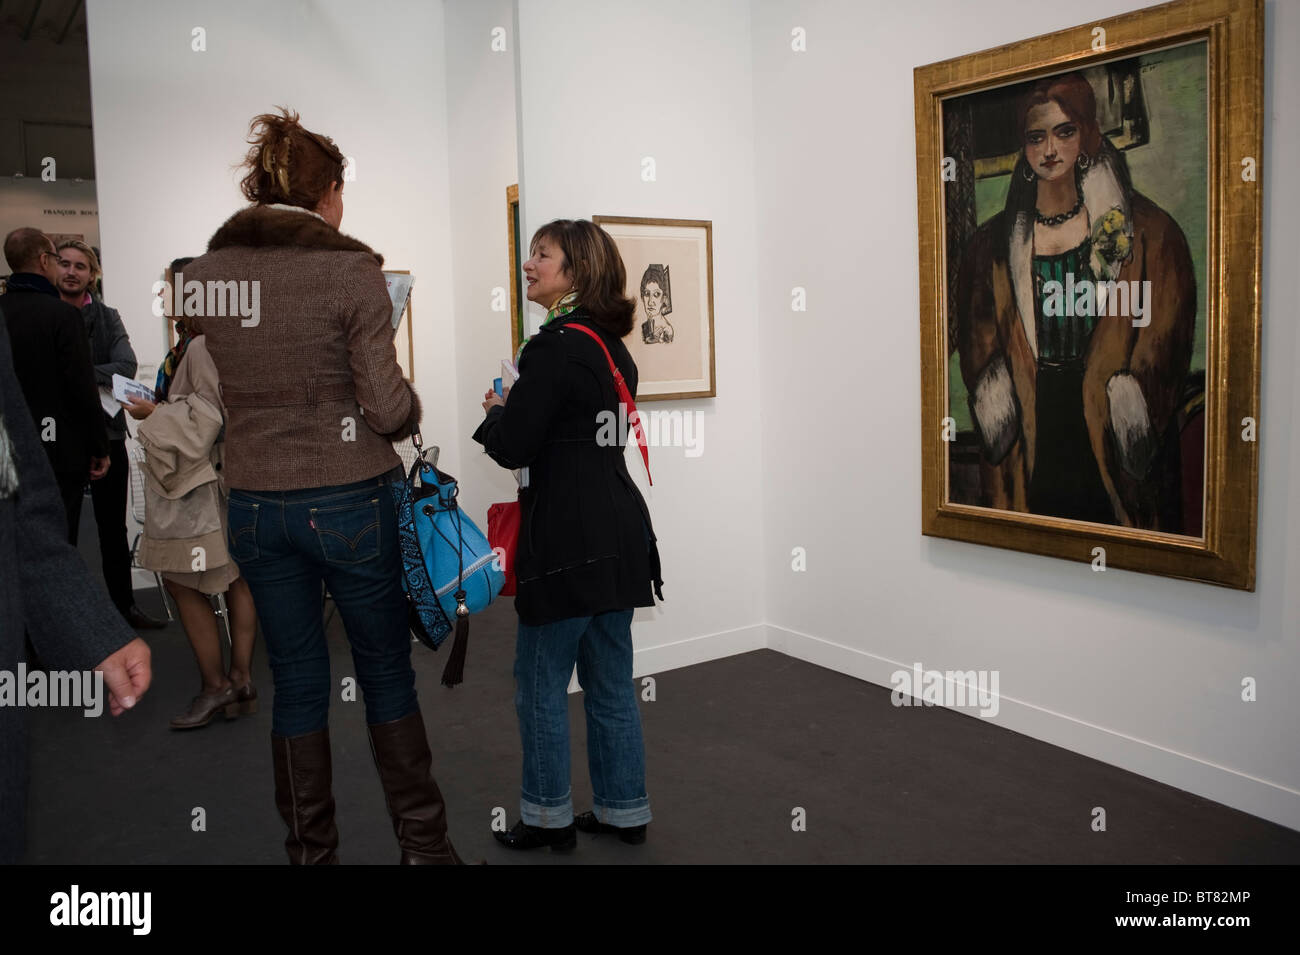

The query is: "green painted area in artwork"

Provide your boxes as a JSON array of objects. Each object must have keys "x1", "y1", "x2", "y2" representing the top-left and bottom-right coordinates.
[{"x1": 948, "y1": 42, "x2": 1208, "y2": 424}]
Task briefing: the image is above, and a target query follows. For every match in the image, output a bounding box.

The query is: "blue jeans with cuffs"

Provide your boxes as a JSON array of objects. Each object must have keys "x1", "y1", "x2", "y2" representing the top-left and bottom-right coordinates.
[{"x1": 514, "y1": 608, "x2": 652, "y2": 828}]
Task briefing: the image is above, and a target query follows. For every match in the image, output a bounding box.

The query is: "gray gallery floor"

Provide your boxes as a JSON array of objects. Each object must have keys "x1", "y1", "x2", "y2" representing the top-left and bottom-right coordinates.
[{"x1": 18, "y1": 497, "x2": 1300, "y2": 864}]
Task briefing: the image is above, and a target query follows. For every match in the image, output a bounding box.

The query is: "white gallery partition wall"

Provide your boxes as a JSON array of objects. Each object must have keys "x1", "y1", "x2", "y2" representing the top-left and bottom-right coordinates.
[
  {"x1": 747, "y1": 0, "x2": 1299, "y2": 830},
  {"x1": 86, "y1": 0, "x2": 465, "y2": 474}
]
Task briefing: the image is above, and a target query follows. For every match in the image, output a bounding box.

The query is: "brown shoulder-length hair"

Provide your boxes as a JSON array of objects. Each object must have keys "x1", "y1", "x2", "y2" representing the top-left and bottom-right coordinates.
[
  {"x1": 1015, "y1": 71, "x2": 1103, "y2": 157},
  {"x1": 531, "y1": 219, "x2": 636, "y2": 337},
  {"x1": 238, "y1": 107, "x2": 346, "y2": 209}
]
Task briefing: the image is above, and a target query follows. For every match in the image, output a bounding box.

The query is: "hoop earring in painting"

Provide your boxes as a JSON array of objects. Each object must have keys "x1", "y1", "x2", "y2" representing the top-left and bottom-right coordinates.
[
  {"x1": 1076, "y1": 152, "x2": 1091, "y2": 171},
  {"x1": 1021, "y1": 163, "x2": 1036, "y2": 183}
]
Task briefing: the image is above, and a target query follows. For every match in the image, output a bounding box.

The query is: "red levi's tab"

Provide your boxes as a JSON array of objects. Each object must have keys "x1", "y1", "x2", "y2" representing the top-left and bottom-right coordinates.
[{"x1": 567, "y1": 322, "x2": 652, "y2": 486}]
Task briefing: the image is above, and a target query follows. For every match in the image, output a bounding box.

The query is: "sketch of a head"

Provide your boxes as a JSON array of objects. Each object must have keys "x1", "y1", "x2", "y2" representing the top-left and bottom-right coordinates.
[{"x1": 640, "y1": 263, "x2": 672, "y2": 319}]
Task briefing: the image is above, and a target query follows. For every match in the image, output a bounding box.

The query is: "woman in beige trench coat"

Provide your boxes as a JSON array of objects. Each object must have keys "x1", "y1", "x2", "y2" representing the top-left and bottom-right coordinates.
[{"x1": 125, "y1": 258, "x2": 260, "y2": 730}]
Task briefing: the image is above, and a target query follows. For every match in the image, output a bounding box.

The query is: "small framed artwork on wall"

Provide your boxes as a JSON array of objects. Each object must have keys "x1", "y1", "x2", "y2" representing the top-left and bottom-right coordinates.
[
  {"x1": 593, "y1": 215, "x2": 716, "y2": 401},
  {"x1": 384, "y1": 269, "x2": 415, "y2": 383}
]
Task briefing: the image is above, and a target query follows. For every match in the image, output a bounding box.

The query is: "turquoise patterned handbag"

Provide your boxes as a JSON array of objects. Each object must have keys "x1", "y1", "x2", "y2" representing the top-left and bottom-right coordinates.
[{"x1": 391, "y1": 428, "x2": 504, "y2": 686}]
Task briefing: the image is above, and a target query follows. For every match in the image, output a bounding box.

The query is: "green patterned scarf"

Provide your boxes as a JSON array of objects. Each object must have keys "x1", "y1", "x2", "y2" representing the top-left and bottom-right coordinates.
[
  {"x1": 514, "y1": 291, "x2": 579, "y2": 364},
  {"x1": 155, "y1": 323, "x2": 195, "y2": 401}
]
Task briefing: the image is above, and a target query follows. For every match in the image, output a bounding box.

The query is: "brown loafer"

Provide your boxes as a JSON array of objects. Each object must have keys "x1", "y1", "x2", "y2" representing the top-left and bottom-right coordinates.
[
  {"x1": 233, "y1": 683, "x2": 259, "y2": 716},
  {"x1": 170, "y1": 686, "x2": 239, "y2": 730}
]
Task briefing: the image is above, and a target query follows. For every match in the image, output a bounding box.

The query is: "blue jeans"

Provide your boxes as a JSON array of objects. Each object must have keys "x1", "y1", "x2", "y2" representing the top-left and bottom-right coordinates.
[
  {"x1": 515, "y1": 609, "x2": 651, "y2": 828},
  {"x1": 227, "y1": 471, "x2": 416, "y2": 737}
]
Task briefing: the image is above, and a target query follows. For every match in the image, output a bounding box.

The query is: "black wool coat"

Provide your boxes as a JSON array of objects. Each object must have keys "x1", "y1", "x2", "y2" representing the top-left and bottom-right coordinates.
[
  {"x1": 0, "y1": 310, "x2": 137, "y2": 863},
  {"x1": 473, "y1": 308, "x2": 663, "y2": 626},
  {"x1": 1, "y1": 274, "x2": 108, "y2": 477}
]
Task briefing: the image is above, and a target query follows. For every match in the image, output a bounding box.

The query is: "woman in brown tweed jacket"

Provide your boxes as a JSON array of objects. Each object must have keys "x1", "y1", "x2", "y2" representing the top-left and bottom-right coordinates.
[{"x1": 184, "y1": 108, "x2": 461, "y2": 864}]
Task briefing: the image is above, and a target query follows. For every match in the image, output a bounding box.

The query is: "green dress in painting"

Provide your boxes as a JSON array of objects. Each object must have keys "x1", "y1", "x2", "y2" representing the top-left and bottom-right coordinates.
[{"x1": 1026, "y1": 237, "x2": 1113, "y2": 523}]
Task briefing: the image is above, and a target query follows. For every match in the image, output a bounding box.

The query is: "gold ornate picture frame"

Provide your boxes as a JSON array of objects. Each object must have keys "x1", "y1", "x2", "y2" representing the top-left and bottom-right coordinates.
[
  {"x1": 507, "y1": 183, "x2": 525, "y2": 356},
  {"x1": 915, "y1": 0, "x2": 1262, "y2": 589}
]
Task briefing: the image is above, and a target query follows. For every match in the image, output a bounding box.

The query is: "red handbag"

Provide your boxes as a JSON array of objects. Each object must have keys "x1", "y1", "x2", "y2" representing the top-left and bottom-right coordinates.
[
  {"x1": 487, "y1": 497, "x2": 521, "y2": 596},
  {"x1": 486, "y1": 322, "x2": 652, "y2": 597}
]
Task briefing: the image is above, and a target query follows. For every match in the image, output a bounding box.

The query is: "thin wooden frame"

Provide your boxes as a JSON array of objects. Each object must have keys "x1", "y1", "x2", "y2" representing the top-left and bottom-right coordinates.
[
  {"x1": 915, "y1": 0, "x2": 1262, "y2": 589},
  {"x1": 592, "y1": 214, "x2": 717, "y2": 402},
  {"x1": 387, "y1": 268, "x2": 415, "y2": 383},
  {"x1": 507, "y1": 184, "x2": 524, "y2": 356}
]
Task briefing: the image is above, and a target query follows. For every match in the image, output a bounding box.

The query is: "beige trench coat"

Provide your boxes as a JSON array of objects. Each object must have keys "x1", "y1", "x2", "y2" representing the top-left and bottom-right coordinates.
[{"x1": 135, "y1": 337, "x2": 239, "y2": 593}]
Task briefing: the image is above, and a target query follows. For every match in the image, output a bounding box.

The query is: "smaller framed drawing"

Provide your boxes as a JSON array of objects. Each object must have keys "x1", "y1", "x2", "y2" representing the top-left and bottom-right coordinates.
[
  {"x1": 385, "y1": 269, "x2": 415, "y2": 383},
  {"x1": 507, "y1": 184, "x2": 526, "y2": 357},
  {"x1": 592, "y1": 215, "x2": 716, "y2": 401}
]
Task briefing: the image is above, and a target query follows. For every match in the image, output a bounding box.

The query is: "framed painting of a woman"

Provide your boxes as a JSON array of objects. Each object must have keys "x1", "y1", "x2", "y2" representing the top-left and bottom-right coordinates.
[{"x1": 915, "y1": 0, "x2": 1262, "y2": 589}]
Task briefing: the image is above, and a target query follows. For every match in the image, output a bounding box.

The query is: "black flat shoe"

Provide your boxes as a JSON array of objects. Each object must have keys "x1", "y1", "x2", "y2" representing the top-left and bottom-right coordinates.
[
  {"x1": 574, "y1": 811, "x2": 646, "y2": 845},
  {"x1": 493, "y1": 819, "x2": 576, "y2": 851}
]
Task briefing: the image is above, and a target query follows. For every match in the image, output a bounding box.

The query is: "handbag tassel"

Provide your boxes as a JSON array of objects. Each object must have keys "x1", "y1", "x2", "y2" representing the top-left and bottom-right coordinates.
[{"x1": 441, "y1": 591, "x2": 470, "y2": 687}]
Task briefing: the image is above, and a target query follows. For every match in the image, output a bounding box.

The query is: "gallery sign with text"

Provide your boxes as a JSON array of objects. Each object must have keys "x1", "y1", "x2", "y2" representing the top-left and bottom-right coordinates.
[{"x1": 914, "y1": 0, "x2": 1262, "y2": 589}]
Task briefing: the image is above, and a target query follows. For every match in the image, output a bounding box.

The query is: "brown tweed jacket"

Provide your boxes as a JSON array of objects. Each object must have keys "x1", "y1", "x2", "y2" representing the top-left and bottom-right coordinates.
[{"x1": 184, "y1": 205, "x2": 419, "y2": 491}]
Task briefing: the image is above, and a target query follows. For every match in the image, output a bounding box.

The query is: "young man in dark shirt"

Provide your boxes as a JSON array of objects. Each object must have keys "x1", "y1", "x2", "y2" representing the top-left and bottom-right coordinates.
[{"x1": 56, "y1": 240, "x2": 164, "y2": 630}]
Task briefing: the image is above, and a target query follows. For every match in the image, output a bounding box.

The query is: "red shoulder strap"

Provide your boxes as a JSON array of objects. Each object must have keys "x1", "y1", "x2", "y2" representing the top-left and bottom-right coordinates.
[{"x1": 567, "y1": 322, "x2": 652, "y2": 486}]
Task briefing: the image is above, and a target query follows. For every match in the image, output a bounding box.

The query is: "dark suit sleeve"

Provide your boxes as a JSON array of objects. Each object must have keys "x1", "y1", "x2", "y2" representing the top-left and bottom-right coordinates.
[
  {"x1": 56, "y1": 308, "x2": 109, "y2": 458},
  {"x1": 472, "y1": 331, "x2": 567, "y2": 469},
  {"x1": 94, "y1": 305, "x2": 138, "y2": 386},
  {"x1": 0, "y1": 318, "x2": 135, "y2": 670}
]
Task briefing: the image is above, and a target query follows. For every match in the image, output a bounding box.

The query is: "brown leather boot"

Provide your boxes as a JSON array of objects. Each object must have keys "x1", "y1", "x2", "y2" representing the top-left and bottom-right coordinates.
[
  {"x1": 367, "y1": 710, "x2": 463, "y2": 864},
  {"x1": 271, "y1": 728, "x2": 340, "y2": 864}
]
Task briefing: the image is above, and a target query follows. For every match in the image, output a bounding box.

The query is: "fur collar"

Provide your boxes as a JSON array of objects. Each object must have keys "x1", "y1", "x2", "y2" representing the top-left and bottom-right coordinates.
[{"x1": 207, "y1": 205, "x2": 383, "y2": 265}]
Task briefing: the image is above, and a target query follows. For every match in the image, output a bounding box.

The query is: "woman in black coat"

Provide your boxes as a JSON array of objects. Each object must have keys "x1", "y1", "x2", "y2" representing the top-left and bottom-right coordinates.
[{"x1": 474, "y1": 218, "x2": 663, "y2": 851}]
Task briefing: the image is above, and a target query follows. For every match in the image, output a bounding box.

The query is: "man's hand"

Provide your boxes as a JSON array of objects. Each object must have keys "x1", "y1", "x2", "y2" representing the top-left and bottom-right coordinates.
[
  {"x1": 96, "y1": 637, "x2": 153, "y2": 716},
  {"x1": 482, "y1": 388, "x2": 506, "y2": 413},
  {"x1": 88, "y1": 455, "x2": 110, "y2": 480}
]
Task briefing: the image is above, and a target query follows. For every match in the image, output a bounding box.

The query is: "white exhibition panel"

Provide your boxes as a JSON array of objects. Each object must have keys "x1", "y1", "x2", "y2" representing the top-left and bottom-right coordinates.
[{"x1": 749, "y1": 0, "x2": 1299, "y2": 830}]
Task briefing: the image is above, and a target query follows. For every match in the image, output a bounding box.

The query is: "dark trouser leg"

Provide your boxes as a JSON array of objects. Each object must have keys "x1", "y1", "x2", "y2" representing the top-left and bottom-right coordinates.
[
  {"x1": 91, "y1": 439, "x2": 134, "y2": 613},
  {"x1": 56, "y1": 472, "x2": 85, "y2": 545}
]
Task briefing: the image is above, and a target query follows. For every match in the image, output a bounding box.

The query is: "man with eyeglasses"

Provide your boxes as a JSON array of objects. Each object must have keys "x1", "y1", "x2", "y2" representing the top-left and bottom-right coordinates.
[{"x1": 1, "y1": 227, "x2": 110, "y2": 541}]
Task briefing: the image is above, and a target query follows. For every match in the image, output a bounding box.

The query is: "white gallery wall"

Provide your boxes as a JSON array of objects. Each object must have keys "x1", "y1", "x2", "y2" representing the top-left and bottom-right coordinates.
[
  {"x1": 751, "y1": 0, "x2": 1300, "y2": 831},
  {"x1": 515, "y1": 0, "x2": 769, "y2": 668},
  {"x1": 85, "y1": 0, "x2": 463, "y2": 476},
  {"x1": 443, "y1": 0, "x2": 521, "y2": 525}
]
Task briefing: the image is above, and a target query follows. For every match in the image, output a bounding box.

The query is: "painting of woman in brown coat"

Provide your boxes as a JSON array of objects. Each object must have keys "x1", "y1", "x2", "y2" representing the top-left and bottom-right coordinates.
[{"x1": 955, "y1": 70, "x2": 1197, "y2": 532}]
